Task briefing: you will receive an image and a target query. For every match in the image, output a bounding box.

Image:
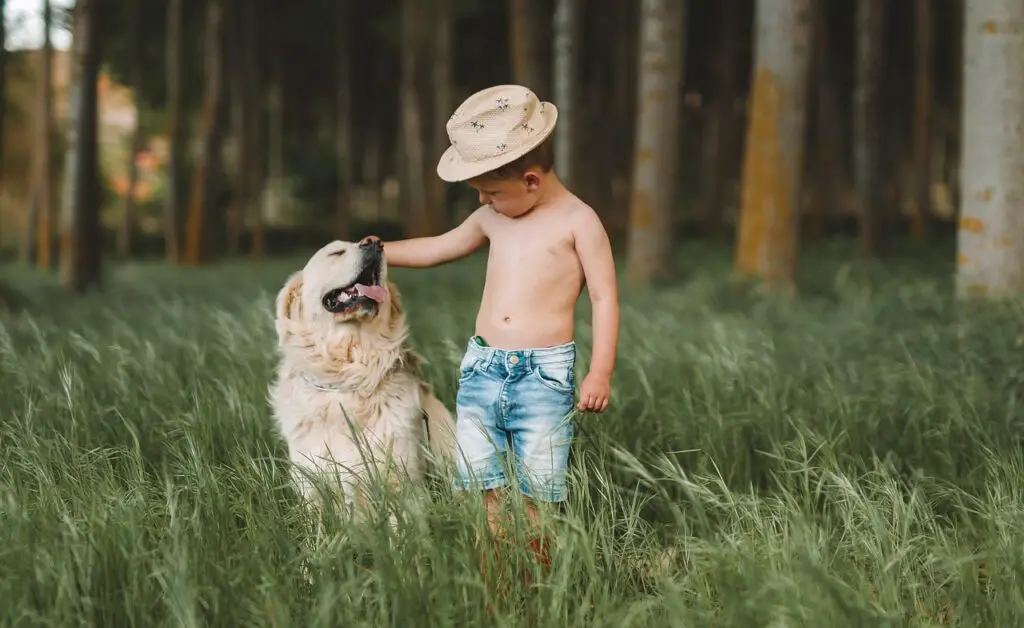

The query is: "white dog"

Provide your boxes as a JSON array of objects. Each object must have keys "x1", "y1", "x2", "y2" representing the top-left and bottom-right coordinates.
[{"x1": 268, "y1": 237, "x2": 455, "y2": 520}]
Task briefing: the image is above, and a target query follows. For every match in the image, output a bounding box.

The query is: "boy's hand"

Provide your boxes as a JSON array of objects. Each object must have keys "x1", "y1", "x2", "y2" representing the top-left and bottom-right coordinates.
[{"x1": 578, "y1": 371, "x2": 611, "y2": 413}]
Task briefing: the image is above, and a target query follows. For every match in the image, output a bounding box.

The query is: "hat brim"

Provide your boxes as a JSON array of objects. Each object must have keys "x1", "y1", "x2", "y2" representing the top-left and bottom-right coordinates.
[{"x1": 436, "y1": 102, "x2": 558, "y2": 183}]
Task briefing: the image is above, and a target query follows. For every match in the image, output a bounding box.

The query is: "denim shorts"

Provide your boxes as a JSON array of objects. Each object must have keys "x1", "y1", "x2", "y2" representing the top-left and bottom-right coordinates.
[{"x1": 452, "y1": 336, "x2": 577, "y2": 502}]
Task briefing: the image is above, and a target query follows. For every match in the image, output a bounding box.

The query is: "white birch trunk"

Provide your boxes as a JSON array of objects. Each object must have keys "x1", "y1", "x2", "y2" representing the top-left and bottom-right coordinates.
[
  {"x1": 625, "y1": 0, "x2": 671, "y2": 283},
  {"x1": 956, "y1": 0, "x2": 1024, "y2": 298}
]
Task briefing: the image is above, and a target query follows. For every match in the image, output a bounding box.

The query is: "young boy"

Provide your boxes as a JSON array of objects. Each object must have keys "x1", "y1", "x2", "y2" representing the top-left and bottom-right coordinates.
[{"x1": 367, "y1": 85, "x2": 619, "y2": 548}]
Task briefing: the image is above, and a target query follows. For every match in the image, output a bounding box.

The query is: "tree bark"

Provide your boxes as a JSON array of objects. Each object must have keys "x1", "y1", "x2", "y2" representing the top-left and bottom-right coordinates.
[
  {"x1": 184, "y1": 0, "x2": 226, "y2": 265},
  {"x1": 955, "y1": 0, "x2": 1024, "y2": 299},
  {"x1": 58, "y1": 0, "x2": 103, "y2": 292},
  {"x1": 657, "y1": 0, "x2": 685, "y2": 251},
  {"x1": 117, "y1": 0, "x2": 143, "y2": 259},
  {"x1": 808, "y1": 0, "x2": 840, "y2": 243},
  {"x1": 911, "y1": 0, "x2": 933, "y2": 241},
  {"x1": 225, "y1": 0, "x2": 246, "y2": 255},
  {"x1": 400, "y1": 0, "x2": 431, "y2": 237},
  {"x1": 625, "y1": 0, "x2": 678, "y2": 284},
  {"x1": 552, "y1": 0, "x2": 577, "y2": 187},
  {"x1": 733, "y1": 0, "x2": 813, "y2": 284},
  {"x1": 700, "y1": 0, "x2": 740, "y2": 239},
  {"x1": 243, "y1": 1, "x2": 264, "y2": 258},
  {"x1": 32, "y1": 0, "x2": 54, "y2": 268},
  {"x1": 853, "y1": 0, "x2": 885, "y2": 257},
  {"x1": 0, "y1": 0, "x2": 7, "y2": 209},
  {"x1": 164, "y1": 0, "x2": 184, "y2": 262},
  {"x1": 334, "y1": 0, "x2": 353, "y2": 240},
  {"x1": 509, "y1": 0, "x2": 545, "y2": 94},
  {"x1": 427, "y1": 0, "x2": 452, "y2": 227}
]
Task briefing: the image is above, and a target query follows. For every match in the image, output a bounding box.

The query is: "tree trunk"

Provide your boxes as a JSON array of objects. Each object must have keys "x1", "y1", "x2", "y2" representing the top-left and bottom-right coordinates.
[
  {"x1": 808, "y1": 0, "x2": 840, "y2": 243},
  {"x1": 118, "y1": 119, "x2": 144, "y2": 259},
  {"x1": 225, "y1": 0, "x2": 245, "y2": 255},
  {"x1": 509, "y1": 0, "x2": 545, "y2": 94},
  {"x1": 164, "y1": 0, "x2": 184, "y2": 263},
  {"x1": 853, "y1": 0, "x2": 885, "y2": 257},
  {"x1": 242, "y1": 0, "x2": 263, "y2": 257},
  {"x1": 58, "y1": 0, "x2": 102, "y2": 292},
  {"x1": 657, "y1": 0, "x2": 685, "y2": 249},
  {"x1": 117, "y1": 0, "x2": 143, "y2": 259},
  {"x1": 29, "y1": 0, "x2": 54, "y2": 268},
  {"x1": 264, "y1": 60, "x2": 284, "y2": 227},
  {"x1": 552, "y1": 0, "x2": 577, "y2": 187},
  {"x1": 955, "y1": 0, "x2": 1024, "y2": 299},
  {"x1": 427, "y1": 0, "x2": 452, "y2": 227},
  {"x1": 400, "y1": 0, "x2": 431, "y2": 237},
  {"x1": 246, "y1": 6, "x2": 265, "y2": 259},
  {"x1": 625, "y1": 0, "x2": 676, "y2": 284},
  {"x1": 733, "y1": 0, "x2": 813, "y2": 284},
  {"x1": 184, "y1": 0, "x2": 225, "y2": 265},
  {"x1": 911, "y1": 0, "x2": 933, "y2": 241},
  {"x1": 334, "y1": 0, "x2": 353, "y2": 240},
  {"x1": 0, "y1": 0, "x2": 7, "y2": 207},
  {"x1": 700, "y1": 0, "x2": 740, "y2": 239}
]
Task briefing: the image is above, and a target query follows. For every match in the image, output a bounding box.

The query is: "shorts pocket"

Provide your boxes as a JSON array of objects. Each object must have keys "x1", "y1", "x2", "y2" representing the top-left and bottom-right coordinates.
[
  {"x1": 457, "y1": 353, "x2": 481, "y2": 383},
  {"x1": 532, "y1": 362, "x2": 575, "y2": 393}
]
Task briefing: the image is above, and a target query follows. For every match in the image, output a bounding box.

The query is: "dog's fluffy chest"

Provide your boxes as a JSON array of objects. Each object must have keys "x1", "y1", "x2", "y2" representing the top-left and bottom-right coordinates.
[{"x1": 270, "y1": 367, "x2": 427, "y2": 480}]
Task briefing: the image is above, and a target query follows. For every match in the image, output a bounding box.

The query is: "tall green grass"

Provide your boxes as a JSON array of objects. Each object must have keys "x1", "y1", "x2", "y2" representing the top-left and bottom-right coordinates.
[{"x1": 1, "y1": 242, "x2": 1022, "y2": 626}]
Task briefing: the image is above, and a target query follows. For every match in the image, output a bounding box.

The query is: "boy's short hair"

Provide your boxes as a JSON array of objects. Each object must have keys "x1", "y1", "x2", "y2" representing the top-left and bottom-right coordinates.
[{"x1": 470, "y1": 135, "x2": 555, "y2": 183}]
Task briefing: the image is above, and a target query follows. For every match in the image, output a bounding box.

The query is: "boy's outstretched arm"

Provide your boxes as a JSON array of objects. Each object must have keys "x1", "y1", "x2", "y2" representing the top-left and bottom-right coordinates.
[
  {"x1": 381, "y1": 208, "x2": 487, "y2": 268},
  {"x1": 573, "y1": 207, "x2": 619, "y2": 413}
]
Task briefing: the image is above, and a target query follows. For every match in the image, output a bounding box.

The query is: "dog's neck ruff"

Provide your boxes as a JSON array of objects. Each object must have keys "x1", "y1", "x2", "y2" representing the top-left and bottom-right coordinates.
[{"x1": 300, "y1": 372, "x2": 350, "y2": 392}]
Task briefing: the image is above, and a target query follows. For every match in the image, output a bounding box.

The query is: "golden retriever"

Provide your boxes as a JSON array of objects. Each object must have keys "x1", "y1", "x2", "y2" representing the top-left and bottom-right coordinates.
[{"x1": 269, "y1": 237, "x2": 455, "y2": 520}]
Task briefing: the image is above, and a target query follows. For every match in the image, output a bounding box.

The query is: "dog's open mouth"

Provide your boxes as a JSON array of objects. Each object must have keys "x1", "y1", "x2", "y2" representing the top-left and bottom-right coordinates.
[{"x1": 322, "y1": 263, "x2": 386, "y2": 313}]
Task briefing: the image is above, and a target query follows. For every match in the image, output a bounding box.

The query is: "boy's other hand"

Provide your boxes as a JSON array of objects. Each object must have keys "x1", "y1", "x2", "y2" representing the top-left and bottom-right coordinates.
[{"x1": 577, "y1": 372, "x2": 611, "y2": 413}]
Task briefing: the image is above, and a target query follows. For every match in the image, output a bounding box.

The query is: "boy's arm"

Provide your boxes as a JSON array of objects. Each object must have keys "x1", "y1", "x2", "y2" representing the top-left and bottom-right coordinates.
[
  {"x1": 382, "y1": 208, "x2": 487, "y2": 268},
  {"x1": 574, "y1": 208, "x2": 619, "y2": 382}
]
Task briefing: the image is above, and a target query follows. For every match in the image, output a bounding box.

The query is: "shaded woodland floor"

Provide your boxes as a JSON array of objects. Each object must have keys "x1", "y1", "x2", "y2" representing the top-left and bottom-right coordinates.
[{"x1": 1, "y1": 239, "x2": 1022, "y2": 626}]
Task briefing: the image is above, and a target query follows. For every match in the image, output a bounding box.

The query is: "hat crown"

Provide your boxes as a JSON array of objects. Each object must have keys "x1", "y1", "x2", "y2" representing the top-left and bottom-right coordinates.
[{"x1": 445, "y1": 85, "x2": 548, "y2": 165}]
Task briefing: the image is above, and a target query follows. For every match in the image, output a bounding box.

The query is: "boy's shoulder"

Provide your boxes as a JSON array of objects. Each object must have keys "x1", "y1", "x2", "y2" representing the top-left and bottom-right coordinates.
[{"x1": 561, "y1": 195, "x2": 608, "y2": 236}]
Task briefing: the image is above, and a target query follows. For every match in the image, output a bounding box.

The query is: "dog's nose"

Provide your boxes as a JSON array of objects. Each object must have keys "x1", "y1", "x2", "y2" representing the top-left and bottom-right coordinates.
[{"x1": 359, "y1": 236, "x2": 382, "y2": 251}]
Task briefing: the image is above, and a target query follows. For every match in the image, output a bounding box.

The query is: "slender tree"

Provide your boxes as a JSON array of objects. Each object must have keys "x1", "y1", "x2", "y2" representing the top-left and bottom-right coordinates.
[
  {"x1": 733, "y1": 0, "x2": 813, "y2": 285},
  {"x1": 852, "y1": 0, "x2": 885, "y2": 256},
  {"x1": 956, "y1": 0, "x2": 1024, "y2": 299}
]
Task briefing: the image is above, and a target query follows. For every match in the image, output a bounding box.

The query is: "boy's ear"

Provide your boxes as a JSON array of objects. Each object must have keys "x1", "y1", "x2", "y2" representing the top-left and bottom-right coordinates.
[{"x1": 524, "y1": 172, "x2": 540, "y2": 190}]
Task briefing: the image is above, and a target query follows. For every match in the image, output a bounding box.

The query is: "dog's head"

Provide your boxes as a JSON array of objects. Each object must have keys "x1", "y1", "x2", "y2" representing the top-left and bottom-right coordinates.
[{"x1": 275, "y1": 238, "x2": 407, "y2": 353}]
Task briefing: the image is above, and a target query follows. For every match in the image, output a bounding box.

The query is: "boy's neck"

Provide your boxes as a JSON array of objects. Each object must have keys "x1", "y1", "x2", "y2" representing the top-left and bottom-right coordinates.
[{"x1": 533, "y1": 171, "x2": 568, "y2": 208}]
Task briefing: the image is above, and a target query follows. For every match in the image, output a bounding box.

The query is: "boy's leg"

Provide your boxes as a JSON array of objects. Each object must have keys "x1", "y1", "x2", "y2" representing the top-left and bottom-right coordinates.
[{"x1": 506, "y1": 352, "x2": 577, "y2": 578}]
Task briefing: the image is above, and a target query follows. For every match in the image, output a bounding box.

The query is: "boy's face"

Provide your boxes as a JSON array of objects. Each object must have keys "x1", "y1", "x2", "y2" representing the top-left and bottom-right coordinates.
[{"x1": 467, "y1": 171, "x2": 541, "y2": 218}]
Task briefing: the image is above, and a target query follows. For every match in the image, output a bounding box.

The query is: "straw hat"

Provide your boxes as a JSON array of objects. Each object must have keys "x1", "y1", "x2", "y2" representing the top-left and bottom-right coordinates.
[{"x1": 436, "y1": 84, "x2": 558, "y2": 183}]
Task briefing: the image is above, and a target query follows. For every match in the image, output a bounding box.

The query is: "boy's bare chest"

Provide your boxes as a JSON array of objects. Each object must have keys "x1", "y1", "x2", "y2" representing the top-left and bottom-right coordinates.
[{"x1": 487, "y1": 227, "x2": 575, "y2": 266}]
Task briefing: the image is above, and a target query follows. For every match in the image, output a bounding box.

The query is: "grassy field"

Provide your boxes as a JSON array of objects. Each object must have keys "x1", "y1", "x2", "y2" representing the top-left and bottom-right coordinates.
[{"x1": 1, "y1": 241, "x2": 1023, "y2": 627}]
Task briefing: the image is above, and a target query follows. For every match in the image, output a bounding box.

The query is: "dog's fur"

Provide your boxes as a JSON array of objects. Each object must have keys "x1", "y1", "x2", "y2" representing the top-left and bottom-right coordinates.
[{"x1": 269, "y1": 239, "x2": 455, "y2": 518}]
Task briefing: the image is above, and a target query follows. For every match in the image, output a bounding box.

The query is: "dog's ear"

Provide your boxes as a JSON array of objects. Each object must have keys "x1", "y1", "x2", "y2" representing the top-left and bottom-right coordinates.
[
  {"x1": 387, "y1": 281, "x2": 404, "y2": 323},
  {"x1": 275, "y1": 271, "x2": 304, "y2": 340}
]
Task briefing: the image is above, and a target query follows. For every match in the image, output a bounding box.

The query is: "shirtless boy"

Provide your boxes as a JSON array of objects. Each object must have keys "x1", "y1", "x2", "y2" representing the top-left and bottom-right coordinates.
[{"x1": 367, "y1": 85, "x2": 619, "y2": 546}]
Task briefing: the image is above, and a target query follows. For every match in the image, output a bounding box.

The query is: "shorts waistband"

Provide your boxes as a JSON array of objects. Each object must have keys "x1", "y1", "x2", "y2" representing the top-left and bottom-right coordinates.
[{"x1": 465, "y1": 335, "x2": 576, "y2": 369}]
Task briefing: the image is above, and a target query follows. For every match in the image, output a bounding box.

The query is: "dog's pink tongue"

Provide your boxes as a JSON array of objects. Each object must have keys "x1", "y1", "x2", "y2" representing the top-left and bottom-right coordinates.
[{"x1": 355, "y1": 284, "x2": 387, "y2": 303}]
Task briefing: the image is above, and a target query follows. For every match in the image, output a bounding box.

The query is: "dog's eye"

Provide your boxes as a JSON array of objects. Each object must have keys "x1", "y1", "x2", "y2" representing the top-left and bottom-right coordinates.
[{"x1": 329, "y1": 249, "x2": 346, "y2": 257}]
